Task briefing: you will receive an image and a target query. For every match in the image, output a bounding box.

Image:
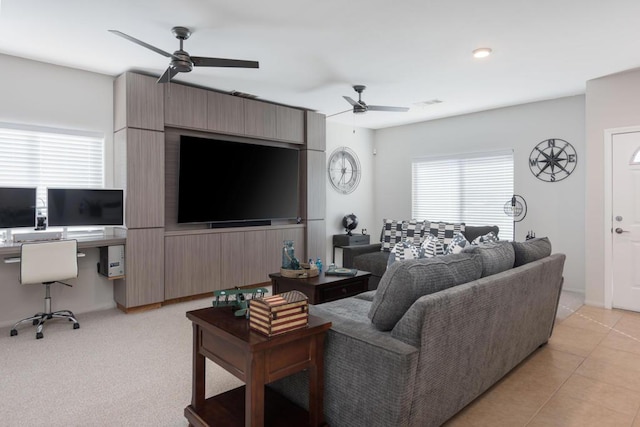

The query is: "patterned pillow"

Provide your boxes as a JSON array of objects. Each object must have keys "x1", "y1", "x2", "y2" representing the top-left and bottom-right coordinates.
[
  {"x1": 403, "y1": 219, "x2": 423, "y2": 246},
  {"x1": 421, "y1": 234, "x2": 445, "y2": 258},
  {"x1": 472, "y1": 231, "x2": 499, "y2": 245},
  {"x1": 387, "y1": 240, "x2": 422, "y2": 267},
  {"x1": 422, "y1": 222, "x2": 465, "y2": 247},
  {"x1": 445, "y1": 232, "x2": 471, "y2": 254},
  {"x1": 381, "y1": 219, "x2": 404, "y2": 251}
]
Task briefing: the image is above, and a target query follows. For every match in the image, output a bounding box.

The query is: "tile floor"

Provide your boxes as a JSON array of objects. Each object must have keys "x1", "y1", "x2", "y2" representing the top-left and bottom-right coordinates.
[{"x1": 446, "y1": 297, "x2": 640, "y2": 426}]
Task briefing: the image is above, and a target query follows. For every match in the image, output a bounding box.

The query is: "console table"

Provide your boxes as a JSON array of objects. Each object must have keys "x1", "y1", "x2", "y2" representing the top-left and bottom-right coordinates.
[{"x1": 185, "y1": 306, "x2": 331, "y2": 427}]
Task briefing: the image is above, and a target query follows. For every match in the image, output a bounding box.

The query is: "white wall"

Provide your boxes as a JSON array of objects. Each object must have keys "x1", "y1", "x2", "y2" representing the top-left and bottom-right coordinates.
[
  {"x1": 0, "y1": 54, "x2": 115, "y2": 328},
  {"x1": 372, "y1": 96, "x2": 586, "y2": 293},
  {"x1": 325, "y1": 122, "x2": 375, "y2": 265},
  {"x1": 585, "y1": 68, "x2": 640, "y2": 306}
]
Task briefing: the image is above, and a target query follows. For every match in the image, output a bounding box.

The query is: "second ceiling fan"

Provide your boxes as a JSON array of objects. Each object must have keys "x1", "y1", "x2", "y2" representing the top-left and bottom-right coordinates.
[
  {"x1": 109, "y1": 26, "x2": 259, "y2": 83},
  {"x1": 343, "y1": 85, "x2": 409, "y2": 114}
]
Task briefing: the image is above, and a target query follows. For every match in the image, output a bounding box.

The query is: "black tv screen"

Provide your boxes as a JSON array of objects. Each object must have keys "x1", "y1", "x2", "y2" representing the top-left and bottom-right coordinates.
[
  {"x1": 47, "y1": 188, "x2": 124, "y2": 227},
  {"x1": 178, "y1": 136, "x2": 299, "y2": 224},
  {"x1": 0, "y1": 187, "x2": 36, "y2": 228}
]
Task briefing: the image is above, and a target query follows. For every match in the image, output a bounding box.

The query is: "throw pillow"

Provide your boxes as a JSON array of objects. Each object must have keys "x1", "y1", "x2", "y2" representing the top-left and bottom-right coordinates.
[
  {"x1": 512, "y1": 237, "x2": 552, "y2": 267},
  {"x1": 380, "y1": 219, "x2": 404, "y2": 252},
  {"x1": 422, "y1": 222, "x2": 466, "y2": 247},
  {"x1": 472, "y1": 231, "x2": 499, "y2": 245},
  {"x1": 403, "y1": 219, "x2": 423, "y2": 246},
  {"x1": 369, "y1": 253, "x2": 483, "y2": 331},
  {"x1": 387, "y1": 240, "x2": 422, "y2": 268},
  {"x1": 462, "y1": 241, "x2": 515, "y2": 277},
  {"x1": 445, "y1": 232, "x2": 471, "y2": 255},
  {"x1": 421, "y1": 234, "x2": 445, "y2": 258}
]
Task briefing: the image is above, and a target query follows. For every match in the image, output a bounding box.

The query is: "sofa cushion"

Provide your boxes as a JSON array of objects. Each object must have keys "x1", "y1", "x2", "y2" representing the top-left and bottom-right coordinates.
[
  {"x1": 353, "y1": 251, "x2": 389, "y2": 279},
  {"x1": 368, "y1": 253, "x2": 483, "y2": 331},
  {"x1": 354, "y1": 290, "x2": 377, "y2": 301},
  {"x1": 512, "y1": 237, "x2": 552, "y2": 267},
  {"x1": 462, "y1": 241, "x2": 515, "y2": 277}
]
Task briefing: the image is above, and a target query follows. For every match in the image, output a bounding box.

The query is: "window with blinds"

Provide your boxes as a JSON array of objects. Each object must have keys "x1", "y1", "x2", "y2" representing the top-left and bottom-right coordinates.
[
  {"x1": 412, "y1": 150, "x2": 514, "y2": 240},
  {"x1": 0, "y1": 123, "x2": 104, "y2": 216}
]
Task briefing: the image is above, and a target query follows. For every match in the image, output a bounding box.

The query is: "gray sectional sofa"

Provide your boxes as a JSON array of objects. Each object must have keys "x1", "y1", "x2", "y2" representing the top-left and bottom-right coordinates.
[
  {"x1": 270, "y1": 237, "x2": 564, "y2": 427},
  {"x1": 343, "y1": 224, "x2": 499, "y2": 290}
]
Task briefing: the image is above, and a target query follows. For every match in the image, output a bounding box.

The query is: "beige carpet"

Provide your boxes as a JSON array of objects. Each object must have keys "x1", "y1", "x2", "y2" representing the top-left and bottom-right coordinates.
[
  {"x1": 0, "y1": 290, "x2": 584, "y2": 426},
  {"x1": 0, "y1": 298, "x2": 242, "y2": 427}
]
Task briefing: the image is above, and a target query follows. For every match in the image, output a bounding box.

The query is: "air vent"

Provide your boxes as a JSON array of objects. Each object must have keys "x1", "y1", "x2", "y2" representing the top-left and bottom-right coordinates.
[
  {"x1": 229, "y1": 90, "x2": 258, "y2": 99},
  {"x1": 413, "y1": 99, "x2": 443, "y2": 107}
]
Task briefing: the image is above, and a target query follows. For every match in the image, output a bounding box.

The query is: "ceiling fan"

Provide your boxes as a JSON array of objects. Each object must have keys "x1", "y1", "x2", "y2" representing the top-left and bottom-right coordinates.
[
  {"x1": 109, "y1": 26, "x2": 259, "y2": 84},
  {"x1": 342, "y1": 85, "x2": 409, "y2": 114}
]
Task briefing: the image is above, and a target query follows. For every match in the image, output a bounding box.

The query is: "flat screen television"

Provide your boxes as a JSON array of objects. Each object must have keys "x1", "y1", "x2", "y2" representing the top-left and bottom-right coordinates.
[
  {"x1": 178, "y1": 136, "x2": 299, "y2": 224},
  {"x1": 0, "y1": 187, "x2": 36, "y2": 228},
  {"x1": 47, "y1": 188, "x2": 124, "y2": 227}
]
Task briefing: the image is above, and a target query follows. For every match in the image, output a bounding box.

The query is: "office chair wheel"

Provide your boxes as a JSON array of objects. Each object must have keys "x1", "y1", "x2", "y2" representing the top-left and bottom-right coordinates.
[
  {"x1": 36, "y1": 332, "x2": 43, "y2": 339},
  {"x1": 10, "y1": 329, "x2": 17, "y2": 336},
  {"x1": 33, "y1": 319, "x2": 39, "y2": 325},
  {"x1": 73, "y1": 323, "x2": 80, "y2": 329}
]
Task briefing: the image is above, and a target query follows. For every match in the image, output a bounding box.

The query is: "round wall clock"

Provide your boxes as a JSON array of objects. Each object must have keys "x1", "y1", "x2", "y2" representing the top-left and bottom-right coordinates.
[
  {"x1": 328, "y1": 146, "x2": 361, "y2": 194},
  {"x1": 529, "y1": 138, "x2": 577, "y2": 182}
]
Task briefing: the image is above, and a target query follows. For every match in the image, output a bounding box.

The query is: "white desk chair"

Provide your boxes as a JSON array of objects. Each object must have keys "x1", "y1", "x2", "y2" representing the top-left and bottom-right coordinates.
[{"x1": 10, "y1": 239, "x2": 80, "y2": 339}]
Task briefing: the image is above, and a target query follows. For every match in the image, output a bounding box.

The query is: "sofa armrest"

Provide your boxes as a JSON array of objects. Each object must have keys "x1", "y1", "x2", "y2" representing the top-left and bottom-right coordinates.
[{"x1": 342, "y1": 243, "x2": 382, "y2": 267}]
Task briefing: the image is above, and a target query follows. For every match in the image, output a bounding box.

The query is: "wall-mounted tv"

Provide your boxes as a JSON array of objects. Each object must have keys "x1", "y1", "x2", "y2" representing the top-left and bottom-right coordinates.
[
  {"x1": 47, "y1": 188, "x2": 124, "y2": 227},
  {"x1": 178, "y1": 136, "x2": 299, "y2": 225},
  {"x1": 0, "y1": 187, "x2": 36, "y2": 228}
]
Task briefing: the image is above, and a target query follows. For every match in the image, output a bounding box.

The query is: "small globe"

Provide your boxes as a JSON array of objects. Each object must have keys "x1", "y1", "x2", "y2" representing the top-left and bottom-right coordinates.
[{"x1": 342, "y1": 214, "x2": 359, "y2": 236}]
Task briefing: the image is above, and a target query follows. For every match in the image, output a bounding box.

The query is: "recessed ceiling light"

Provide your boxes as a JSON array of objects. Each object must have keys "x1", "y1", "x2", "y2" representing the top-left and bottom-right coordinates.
[{"x1": 472, "y1": 48, "x2": 492, "y2": 59}]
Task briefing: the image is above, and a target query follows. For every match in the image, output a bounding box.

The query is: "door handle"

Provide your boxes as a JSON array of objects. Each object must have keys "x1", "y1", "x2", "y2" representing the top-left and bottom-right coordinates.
[{"x1": 615, "y1": 228, "x2": 629, "y2": 234}]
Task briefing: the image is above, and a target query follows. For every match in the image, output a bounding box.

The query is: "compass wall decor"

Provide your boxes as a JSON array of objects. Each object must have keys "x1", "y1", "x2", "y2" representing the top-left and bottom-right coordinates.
[{"x1": 528, "y1": 138, "x2": 577, "y2": 182}]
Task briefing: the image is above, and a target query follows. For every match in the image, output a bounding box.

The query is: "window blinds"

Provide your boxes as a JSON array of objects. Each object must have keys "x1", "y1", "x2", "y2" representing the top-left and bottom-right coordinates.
[
  {"x1": 0, "y1": 123, "x2": 104, "y2": 213},
  {"x1": 412, "y1": 150, "x2": 514, "y2": 240}
]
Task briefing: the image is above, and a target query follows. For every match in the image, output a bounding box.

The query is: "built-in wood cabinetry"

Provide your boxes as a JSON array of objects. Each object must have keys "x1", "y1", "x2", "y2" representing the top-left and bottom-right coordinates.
[
  {"x1": 164, "y1": 83, "x2": 208, "y2": 130},
  {"x1": 114, "y1": 71, "x2": 325, "y2": 310},
  {"x1": 164, "y1": 225, "x2": 304, "y2": 300},
  {"x1": 114, "y1": 72, "x2": 164, "y2": 132},
  {"x1": 114, "y1": 128, "x2": 165, "y2": 229},
  {"x1": 207, "y1": 91, "x2": 245, "y2": 135},
  {"x1": 114, "y1": 228, "x2": 165, "y2": 309}
]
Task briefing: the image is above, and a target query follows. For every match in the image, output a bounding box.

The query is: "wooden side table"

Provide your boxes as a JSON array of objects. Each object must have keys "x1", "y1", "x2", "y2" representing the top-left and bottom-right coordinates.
[
  {"x1": 185, "y1": 307, "x2": 332, "y2": 427},
  {"x1": 332, "y1": 233, "x2": 371, "y2": 264}
]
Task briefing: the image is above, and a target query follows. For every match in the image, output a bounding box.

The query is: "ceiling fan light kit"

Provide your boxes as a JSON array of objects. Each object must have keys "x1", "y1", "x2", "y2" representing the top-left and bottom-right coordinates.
[{"x1": 109, "y1": 26, "x2": 259, "y2": 84}]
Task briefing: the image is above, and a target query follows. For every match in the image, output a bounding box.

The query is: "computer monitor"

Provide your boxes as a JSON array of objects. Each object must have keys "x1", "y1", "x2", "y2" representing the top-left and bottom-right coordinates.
[
  {"x1": 47, "y1": 188, "x2": 124, "y2": 227},
  {"x1": 0, "y1": 187, "x2": 36, "y2": 229}
]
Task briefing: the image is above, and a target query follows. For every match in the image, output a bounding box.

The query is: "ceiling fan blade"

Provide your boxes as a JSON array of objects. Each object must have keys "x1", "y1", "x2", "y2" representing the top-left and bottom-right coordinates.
[
  {"x1": 191, "y1": 56, "x2": 259, "y2": 68},
  {"x1": 108, "y1": 30, "x2": 176, "y2": 59},
  {"x1": 343, "y1": 96, "x2": 362, "y2": 107},
  {"x1": 326, "y1": 108, "x2": 353, "y2": 118},
  {"x1": 157, "y1": 66, "x2": 179, "y2": 84},
  {"x1": 367, "y1": 105, "x2": 410, "y2": 112}
]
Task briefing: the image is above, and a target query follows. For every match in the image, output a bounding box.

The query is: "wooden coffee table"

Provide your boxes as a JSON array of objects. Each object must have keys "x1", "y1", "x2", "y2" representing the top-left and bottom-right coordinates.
[{"x1": 269, "y1": 270, "x2": 371, "y2": 304}]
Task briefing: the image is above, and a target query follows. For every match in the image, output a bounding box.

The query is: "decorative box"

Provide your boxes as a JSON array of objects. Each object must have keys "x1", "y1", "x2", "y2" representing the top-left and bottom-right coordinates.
[{"x1": 249, "y1": 290, "x2": 309, "y2": 336}]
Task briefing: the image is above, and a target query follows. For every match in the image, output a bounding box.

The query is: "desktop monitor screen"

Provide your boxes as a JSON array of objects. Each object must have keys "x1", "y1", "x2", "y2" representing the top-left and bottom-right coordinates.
[
  {"x1": 0, "y1": 187, "x2": 36, "y2": 228},
  {"x1": 47, "y1": 188, "x2": 124, "y2": 227}
]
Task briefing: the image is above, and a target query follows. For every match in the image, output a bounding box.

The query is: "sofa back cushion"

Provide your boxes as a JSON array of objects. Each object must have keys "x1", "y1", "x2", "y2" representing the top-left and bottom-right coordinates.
[
  {"x1": 512, "y1": 237, "x2": 552, "y2": 267},
  {"x1": 462, "y1": 241, "x2": 515, "y2": 277},
  {"x1": 368, "y1": 253, "x2": 483, "y2": 331}
]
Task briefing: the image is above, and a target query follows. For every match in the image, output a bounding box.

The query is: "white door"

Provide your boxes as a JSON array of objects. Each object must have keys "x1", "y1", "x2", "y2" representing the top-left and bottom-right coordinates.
[{"x1": 612, "y1": 131, "x2": 640, "y2": 311}]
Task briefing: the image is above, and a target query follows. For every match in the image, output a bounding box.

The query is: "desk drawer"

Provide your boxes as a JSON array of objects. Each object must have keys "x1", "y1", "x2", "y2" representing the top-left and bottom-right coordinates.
[{"x1": 319, "y1": 280, "x2": 367, "y2": 302}]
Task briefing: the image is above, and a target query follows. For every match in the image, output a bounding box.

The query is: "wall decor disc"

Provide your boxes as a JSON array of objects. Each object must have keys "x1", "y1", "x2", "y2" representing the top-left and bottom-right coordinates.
[
  {"x1": 328, "y1": 146, "x2": 361, "y2": 194},
  {"x1": 529, "y1": 138, "x2": 577, "y2": 182}
]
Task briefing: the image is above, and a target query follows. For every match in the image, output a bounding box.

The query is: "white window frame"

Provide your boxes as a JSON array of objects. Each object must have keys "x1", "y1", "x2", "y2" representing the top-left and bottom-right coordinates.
[
  {"x1": 0, "y1": 122, "x2": 105, "y2": 230},
  {"x1": 411, "y1": 149, "x2": 514, "y2": 240}
]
